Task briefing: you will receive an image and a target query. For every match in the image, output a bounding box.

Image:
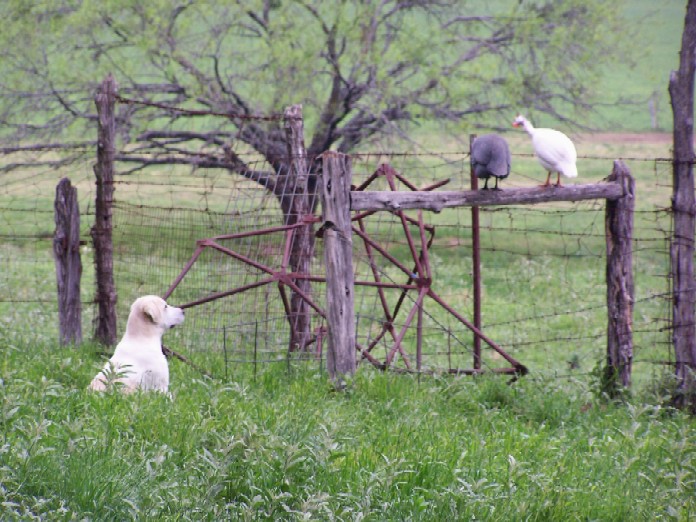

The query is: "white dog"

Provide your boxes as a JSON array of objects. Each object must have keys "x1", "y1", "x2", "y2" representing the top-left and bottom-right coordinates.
[{"x1": 89, "y1": 295, "x2": 185, "y2": 393}]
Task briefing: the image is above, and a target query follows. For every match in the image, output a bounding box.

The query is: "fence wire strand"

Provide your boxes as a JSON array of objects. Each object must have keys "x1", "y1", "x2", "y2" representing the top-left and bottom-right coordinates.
[{"x1": 0, "y1": 139, "x2": 677, "y2": 385}]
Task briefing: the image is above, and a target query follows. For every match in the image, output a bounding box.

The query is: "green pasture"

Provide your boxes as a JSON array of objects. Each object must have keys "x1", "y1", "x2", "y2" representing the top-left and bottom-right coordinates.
[
  {"x1": 597, "y1": 0, "x2": 685, "y2": 132},
  {"x1": 0, "y1": 339, "x2": 694, "y2": 520}
]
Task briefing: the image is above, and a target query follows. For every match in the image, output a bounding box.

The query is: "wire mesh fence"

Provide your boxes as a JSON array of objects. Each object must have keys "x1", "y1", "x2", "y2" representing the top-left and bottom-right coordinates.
[
  {"x1": 0, "y1": 154, "x2": 96, "y2": 344},
  {"x1": 0, "y1": 142, "x2": 675, "y2": 387}
]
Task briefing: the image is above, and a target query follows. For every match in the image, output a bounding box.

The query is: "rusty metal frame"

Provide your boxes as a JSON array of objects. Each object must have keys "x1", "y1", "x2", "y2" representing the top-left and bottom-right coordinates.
[
  {"x1": 162, "y1": 163, "x2": 527, "y2": 376},
  {"x1": 351, "y1": 164, "x2": 527, "y2": 375}
]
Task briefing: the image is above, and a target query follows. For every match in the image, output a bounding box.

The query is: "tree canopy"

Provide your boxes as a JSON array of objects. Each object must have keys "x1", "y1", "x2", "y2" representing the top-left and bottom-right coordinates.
[{"x1": 0, "y1": 0, "x2": 627, "y2": 170}]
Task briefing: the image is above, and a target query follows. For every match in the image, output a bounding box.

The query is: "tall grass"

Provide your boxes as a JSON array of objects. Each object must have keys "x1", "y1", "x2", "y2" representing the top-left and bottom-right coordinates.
[{"x1": 0, "y1": 340, "x2": 694, "y2": 520}]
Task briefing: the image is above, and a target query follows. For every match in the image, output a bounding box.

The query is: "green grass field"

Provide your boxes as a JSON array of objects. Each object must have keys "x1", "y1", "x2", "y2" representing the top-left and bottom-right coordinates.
[
  {"x1": 1, "y1": 1, "x2": 695, "y2": 519},
  {"x1": 594, "y1": 0, "x2": 686, "y2": 131},
  {"x1": 0, "y1": 340, "x2": 694, "y2": 520}
]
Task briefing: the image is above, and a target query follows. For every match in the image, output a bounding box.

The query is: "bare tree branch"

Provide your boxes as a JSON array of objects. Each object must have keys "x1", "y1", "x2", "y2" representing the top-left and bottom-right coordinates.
[{"x1": 0, "y1": 0, "x2": 629, "y2": 177}]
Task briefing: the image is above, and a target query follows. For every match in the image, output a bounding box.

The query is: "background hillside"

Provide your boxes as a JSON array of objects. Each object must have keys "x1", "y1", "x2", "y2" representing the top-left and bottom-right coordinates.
[
  {"x1": 408, "y1": 0, "x2": 684, "y2": 139},
  {"x1": 581, "y1": 0, "x2": 682, "y2": 132}
]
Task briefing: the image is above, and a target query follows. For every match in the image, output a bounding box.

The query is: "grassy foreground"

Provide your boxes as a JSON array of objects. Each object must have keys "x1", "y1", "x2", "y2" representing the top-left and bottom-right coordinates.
[{"x1": 1, "y1": 340, "x2": 694, "y2": 521}]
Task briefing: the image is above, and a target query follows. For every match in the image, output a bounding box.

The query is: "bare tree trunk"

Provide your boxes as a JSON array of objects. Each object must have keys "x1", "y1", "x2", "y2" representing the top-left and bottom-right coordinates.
[
  {"x1": 321, "y1": 152, "x2": 356, "y2": 384},
  {"x1": 283, "y1": 105, "x2": 314, "y2": 352},
  {"x1": 669, "y1": 0, "x2": 696, "y2": 412},
  {"x1": 54, "y1": 178, "x2": 82, "y2": 345},
  {"x1": 605, "y1": 160, "x2": 634, "y2": 393},
  {"x1": 91, "y1": 74, "x2": 118, "y2": 346}
]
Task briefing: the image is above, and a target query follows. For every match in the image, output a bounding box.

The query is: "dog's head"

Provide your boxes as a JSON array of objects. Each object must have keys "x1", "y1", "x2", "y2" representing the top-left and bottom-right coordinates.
[{"x1": 128, "y1": 295, "x2": 185, "y2": 336}]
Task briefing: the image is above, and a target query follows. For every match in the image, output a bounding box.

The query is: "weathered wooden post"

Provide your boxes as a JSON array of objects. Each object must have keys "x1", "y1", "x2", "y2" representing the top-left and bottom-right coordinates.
[
  {"x1": 320, "y1": 152, "x2": 356, "y2": 385},
  {"x1": 605, "y1": 160, "x2": 635, "y2": 392},
  {"x1": 91, "y1": 74, "x2": 118, "y2": 345},
  {"x1": 53, "y1": 178, "x2": 82, "y2": 345},
  {"x1": 284, "y1": 104, "x2": 313, "y2": 352},
  {"x1": 669, "y1": 0, "x2": 696, "y2": 411}
]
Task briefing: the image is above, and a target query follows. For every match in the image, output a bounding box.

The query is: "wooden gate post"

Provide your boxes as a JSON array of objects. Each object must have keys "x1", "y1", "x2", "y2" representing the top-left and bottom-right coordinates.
[
  {"x1": 320, "y1": 152, "x2": 356, "y2": 385},
  {"x1": 91, "y1": 74, "x2": 118, "y2": 345},
  {"x1": 669, "y1": 0, "x2": 696, "y2": 411},
  {"x1": 54, "y1": 178, "x2": 82, "y2": 345},
  {"x1": 284, "y1": 104, "x2": 313, "y2": 352},
  {"x1": 605, "y1": 160, "x2": 635, "y2": 392}
]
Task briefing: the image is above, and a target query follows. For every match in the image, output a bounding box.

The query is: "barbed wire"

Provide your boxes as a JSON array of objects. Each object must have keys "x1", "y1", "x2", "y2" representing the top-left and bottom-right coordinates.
[{"x1": 0, "y1": 141, "x2": 678, "y2": 381}]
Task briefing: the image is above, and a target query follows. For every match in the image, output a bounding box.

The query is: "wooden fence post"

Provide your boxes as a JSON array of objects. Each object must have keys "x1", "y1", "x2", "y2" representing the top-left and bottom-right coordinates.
[
  {"x1": 91, "y1": 74, "x2": 118, "y2": 345},
  {"x1": 321, "y1": 152, "x2": 356, "y2": 385},
  {"x1": 669, "y1": 0, "x2": 696, "y2": 411},
  {"x1": 284, "y1": 104, "x2": 313, "y2": 352},
  {"x1": 53, "y1": 178, "x2": 82, "y2": 345},
  {"x1": 605, "y1": 160, "x2": 635, "y2": 391}
]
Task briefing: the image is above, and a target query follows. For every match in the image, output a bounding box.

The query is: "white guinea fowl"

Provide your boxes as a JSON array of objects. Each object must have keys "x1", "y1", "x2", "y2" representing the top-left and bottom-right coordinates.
[{"x1": 513, "y1": 115, "x2": 577, "y2": 187}]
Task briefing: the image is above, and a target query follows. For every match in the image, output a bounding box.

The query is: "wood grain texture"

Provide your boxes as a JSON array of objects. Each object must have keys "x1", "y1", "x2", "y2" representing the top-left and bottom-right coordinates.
[
  {"x1": 321, "y1": 152, "x2": 356, "y2": 385},
  {"x1": 350, "y1": 182, "x2": 624, "y2": 212},
  {"x1": 91, "y1": 74, "x2": 118, "y2": 346},
  {"x1": 605, "y1": 161, "x2": 634, "y2": 390},
  {"x1": 54, "y1": 178, "x2": 82, "y2": 345}
]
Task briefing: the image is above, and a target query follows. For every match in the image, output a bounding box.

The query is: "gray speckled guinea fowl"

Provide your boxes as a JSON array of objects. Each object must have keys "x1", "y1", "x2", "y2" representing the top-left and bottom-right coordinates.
[{"x1": 470, "y1": 133, "x2": 511, "y2": 190}]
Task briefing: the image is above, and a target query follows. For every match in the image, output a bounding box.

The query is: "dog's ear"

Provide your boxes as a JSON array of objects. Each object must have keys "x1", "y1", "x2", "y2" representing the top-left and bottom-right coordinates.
[{"x1": 142, "y1": 301, "x2": 162, "y2": 324}]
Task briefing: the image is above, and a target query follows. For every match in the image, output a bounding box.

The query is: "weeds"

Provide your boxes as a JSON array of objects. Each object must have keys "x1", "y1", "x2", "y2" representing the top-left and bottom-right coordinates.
[{"x1": 0, "y1": 341, "x2": 694, "y2": 520}]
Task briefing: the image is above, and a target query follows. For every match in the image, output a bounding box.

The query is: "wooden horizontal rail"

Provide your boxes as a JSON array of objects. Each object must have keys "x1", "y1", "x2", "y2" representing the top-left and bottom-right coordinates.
[{"x1": 350, "y1": 181, "x2": 624, "y2": 212}]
